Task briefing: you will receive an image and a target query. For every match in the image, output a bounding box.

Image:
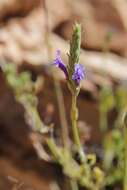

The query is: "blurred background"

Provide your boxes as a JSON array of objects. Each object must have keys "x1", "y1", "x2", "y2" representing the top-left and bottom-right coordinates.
[{"x1": 0, "y1": 0, "x2": 127, "y2": 189}]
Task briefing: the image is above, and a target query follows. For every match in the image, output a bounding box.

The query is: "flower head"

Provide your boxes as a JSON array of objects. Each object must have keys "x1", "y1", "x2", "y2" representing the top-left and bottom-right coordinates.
[
  {"x1": 53, "y1": 50, "x2": 68, "y2": 79},
  {"x1": 53, "y1": 50, "x2": 85, "y2": 86},
  {"x1": 72, "y1": 64, "x2": 85, "y2": 85}
]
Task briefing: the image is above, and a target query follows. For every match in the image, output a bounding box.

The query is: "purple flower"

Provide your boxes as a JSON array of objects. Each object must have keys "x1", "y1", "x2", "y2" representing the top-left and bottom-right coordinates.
[
  {"x1": 53, "y1": 50, "x2": 68, "y2": 79},
  {"x1": 53, "y1": 50, "x2": 85, "y2": 86},
  {"x1": 72, "y1": 64, "x2": 85, "y2": 85}
]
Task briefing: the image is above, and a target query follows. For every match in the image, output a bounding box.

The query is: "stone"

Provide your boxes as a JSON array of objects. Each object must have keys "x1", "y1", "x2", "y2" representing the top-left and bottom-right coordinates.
[
  {"x1": 57, "y1": 0, "x2": 127, "y2": 55},
  {"x1": 0, "y1": 0, "x2": 41, "y2": 20}
]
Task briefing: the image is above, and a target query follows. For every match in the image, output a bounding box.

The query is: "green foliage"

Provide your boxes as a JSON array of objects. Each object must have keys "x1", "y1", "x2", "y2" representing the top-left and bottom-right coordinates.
[
  {"x1": 99, "y1": 86, "x2": 115, "y2": 131},
  {"x1": 47, "y1": 139, "x2": 104, "y2": 190},
  {"x1": 3, "y1": 63, "x2": 48, "y2": 133},
  {"x1": 100, "y1": 85, "x2": 127, "y2": 187},
  {"x1": 103, "y1": 129, "x2": 124, "y2": 185}
]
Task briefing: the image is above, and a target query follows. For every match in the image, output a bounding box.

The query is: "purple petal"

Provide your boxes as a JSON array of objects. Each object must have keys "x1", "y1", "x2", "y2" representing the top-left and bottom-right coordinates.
[
  {"x1": 53, "y1": 50, "x2": 68, "y2": 79},
  {"x1": 72, "y1": 64, "x2": 85, "y2": 85}
]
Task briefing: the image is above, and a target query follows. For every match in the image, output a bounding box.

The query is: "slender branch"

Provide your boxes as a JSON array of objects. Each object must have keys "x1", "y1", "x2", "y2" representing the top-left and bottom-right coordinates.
[
  {"x1": 43, "y1": 0, "x2": 69, "y2": 148},
  {"x1": 70, "y1": 179, "x2": 79, "y2": 190}
]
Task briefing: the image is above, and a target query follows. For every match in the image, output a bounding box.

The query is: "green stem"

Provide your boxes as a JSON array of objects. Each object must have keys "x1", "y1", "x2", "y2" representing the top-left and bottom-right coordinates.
[
  {"x1": 124, "y1": 126, "x2": 127, "y2": 190},
  {"x1": 71, "y1": 94, "x2": 85, "y2": 162},
  {"x1": 71, "y1": 95, "x2": 80, "y2": 147},
  {"x1": 100, "y1": 111, "x2": 108, "y2": 132},
  {"x1": 70, "y1": 179, "x2": 79, "y2": 190},
  {"x1": 46, "y1": 139, "x2": 60, "y2": 160},
  {"x1": 43, "y1": 0, "x2": 69, "y2": 148},
  {"x1": 54, "y1": 80, "x2": 69, "y2": 148}
]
